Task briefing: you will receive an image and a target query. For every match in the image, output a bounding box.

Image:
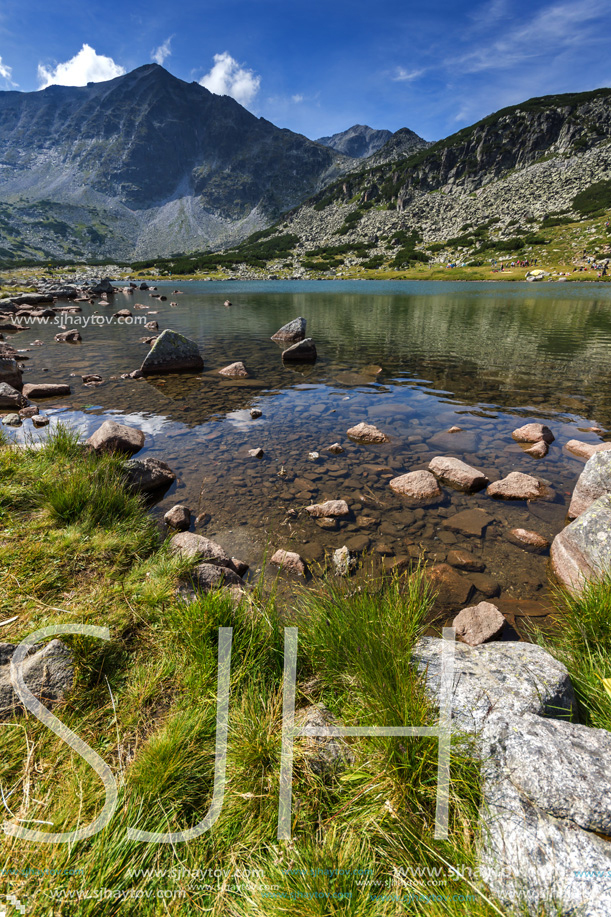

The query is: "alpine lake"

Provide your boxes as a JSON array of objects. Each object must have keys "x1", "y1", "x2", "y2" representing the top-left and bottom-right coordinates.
[{"x1": 11, "y1": 279, "x2": 611, "y2": 635}]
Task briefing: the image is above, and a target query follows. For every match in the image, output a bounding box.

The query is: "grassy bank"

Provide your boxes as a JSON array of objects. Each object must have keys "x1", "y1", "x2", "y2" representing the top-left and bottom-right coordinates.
[
  {"x1": 0, "y1": 428, "x2": 501, "y2": 916},
  {"x1": 1, "y1": 428, "x2": 610, "y2": 915}
]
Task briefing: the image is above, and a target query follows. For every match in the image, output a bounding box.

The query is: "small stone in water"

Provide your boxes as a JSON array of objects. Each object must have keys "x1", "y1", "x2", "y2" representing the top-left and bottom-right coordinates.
[
  {"x1": 164, "y1": 505, "x2": 191, "y2": 531},
  {"x1": 3, "y1": 413, "x2": 21, "y2": 426},
  {"x1": 271, "y1": 549, "x2": 306, "y2": 576},
  {"x1": 308, "y1": 451, "x2": 320, "y2": 461},
  {"x1": 327, "y1": 442, "x2": 344, "y2": 454},
  {"x1": 453, "y1": 602, "x2": 506, "y2": 646},
  {"x1": 248, "y1": 447, "x2": 264, "y2": 458},
  {"x1": 32, "y1": 414, "x2": 50, "y2": 428},
  {"x1": 250, "y1": 408, "x2": 262, "y2": 419}
]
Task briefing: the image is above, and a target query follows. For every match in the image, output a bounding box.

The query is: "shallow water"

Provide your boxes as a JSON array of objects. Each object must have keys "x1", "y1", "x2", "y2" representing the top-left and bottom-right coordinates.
[{"x1": 9, "y1": 280, "x2": 611, "y2": 621}]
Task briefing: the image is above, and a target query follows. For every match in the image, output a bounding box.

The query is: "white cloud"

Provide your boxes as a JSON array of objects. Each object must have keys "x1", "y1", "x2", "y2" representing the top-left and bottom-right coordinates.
[
  {"x1": 37, "y1": 44, "x2": 125, "y2": 89},
  {"x1": 291, "y1": 93, "x2": 305, "y2": 103},
  {"x1": 0, "y1": 56, "x2": 16, "y2": 86},
  {"x1": 200, "y1": 51, "x2": 260, "y2": 107},
  {"x1": 392, "y1": 66, "x2": 425, "y2": 82},
  {"x1": 152, "y1": 37, "x2": 172, "y2": 66}
]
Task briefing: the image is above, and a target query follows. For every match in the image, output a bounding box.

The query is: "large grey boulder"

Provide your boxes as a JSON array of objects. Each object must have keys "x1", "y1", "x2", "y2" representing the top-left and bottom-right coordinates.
[
  {"x1": 141, "y1": 329, "x2": 203, "y2": 375},
  {"x1": 479, "y1": 711, "x2": 611, "y2": 917},
  {"x1": 281, "y1": 338, "x2": 317, "y2": 362},
  {"x1": 412, "y1": 637, "x2": 575, "y2": 734},
  {"x1": 551, "y1": 494, "x2": 611, "y2": 593},
  {"x1": 271, "y1": 317, "x2": 306, "y2": 342},
  {"x1": 124, "y1": 457, "x2": 176, "y2": 494},
  {"x1": 0, "y1": 382, "x2": 29, "y2": 409},
  {"x1": 0, "y1": 640, "x2": 73, "y2": 716},
  {"x1": 88, "y1": 420, "x2": 145, "y2": 455},
  {"x1": 568, "y1": 450, "x2": 611, "y2": 519},
  {"x1": 0, "y1": 358, "x2": 22, "y2": 390},
  {"x1": 89, "y1": 278, "x2": 115, "y2": 295}
]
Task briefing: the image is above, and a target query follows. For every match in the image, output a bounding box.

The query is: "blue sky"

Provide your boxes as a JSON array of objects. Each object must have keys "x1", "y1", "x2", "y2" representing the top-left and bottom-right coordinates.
[{"x1": 0, "y1": 0, "x2": 609, "y2": 141}]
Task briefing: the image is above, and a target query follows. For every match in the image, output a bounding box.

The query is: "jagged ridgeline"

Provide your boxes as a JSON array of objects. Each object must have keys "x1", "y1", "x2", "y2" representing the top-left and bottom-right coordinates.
[
  {"x1": 270, "y1": 87, "x2": 611, "y2": 266},
  {"x1": 136, "y1": 88, "x2": 611, "y2": 277}
]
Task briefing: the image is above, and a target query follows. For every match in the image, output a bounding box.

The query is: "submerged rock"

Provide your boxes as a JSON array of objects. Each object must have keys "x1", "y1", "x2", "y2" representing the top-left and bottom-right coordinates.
[
  {"x1": 141, "y1": 329, "x2": 204, "y2": 375},
  {"x1": 306, "y1": 499, "x2": 349, "y2": 518},
  {"x1": 346, "y1": 422, "x2": 389, "y2": 444},
  {"x1": 507, "y1": 528, "x2": 550, "y2": 553}
]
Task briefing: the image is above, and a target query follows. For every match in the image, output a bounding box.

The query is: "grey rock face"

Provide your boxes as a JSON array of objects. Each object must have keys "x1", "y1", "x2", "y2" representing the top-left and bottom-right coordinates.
[
  {"x1": 317, "y1": 125, "x2": 394, "y2": 158},
  {"x1": 271, "y1": 317, "x2": 307, "y2": 342},
  {"x1": 551, "y1": 494, "x2": 611, "y2": 592},
  {"x1": 141, "y1": 329, "x2": 204, "y2": 375},
  {"x1": 281, "y1": 338, "x2": 317, "y2": 362},
  {"x1": 124, "y1": 457, "x2": 176, "y2": 493},
  {"x1": 569, "y1": 450, "x2": 611, "y2": 519},
  {"x1": 479, "y1": 711, "x2": 611, "y2": 917},
  {"x1": 412, "y1": 637, "x2": 575, "y2": 734},
  {"x1": 0, "y1": 640, "x2": 73, "y2": 716}
]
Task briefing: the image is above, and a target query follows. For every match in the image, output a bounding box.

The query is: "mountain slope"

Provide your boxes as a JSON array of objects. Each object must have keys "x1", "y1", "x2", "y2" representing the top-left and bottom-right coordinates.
[
  {"x1": 317, "y1": 124, "x2": 394, "y2": 158},
  {"x1": 258, "y1": 88, "x2": 611, "y2": 268},
  {"x1": 0, "y1": 64, "x2": 356, "y2": 261}
]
